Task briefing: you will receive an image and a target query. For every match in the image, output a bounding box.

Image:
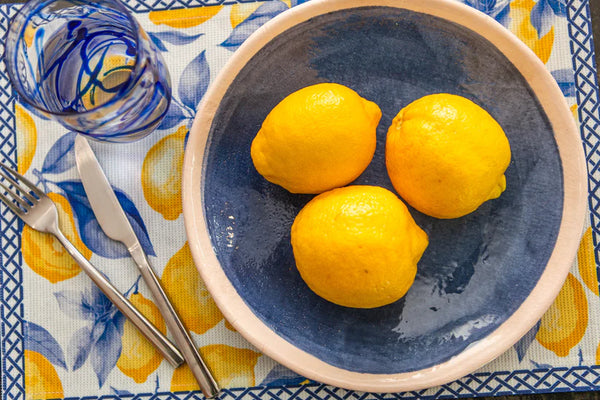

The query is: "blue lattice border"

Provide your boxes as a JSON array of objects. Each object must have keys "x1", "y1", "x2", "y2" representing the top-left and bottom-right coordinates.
[
  {"x1": 3, "y1": 0, "x2": 600, "y2": 399},
  {"x1": 572, "y1": 0, "x2": 600, "y2": 257},
  {"x1": 121, "y1": 0, "x2": 299, "y2": 13},
  {"x1": 0, "y1": 5, "x2": 23, "y2": 400}
]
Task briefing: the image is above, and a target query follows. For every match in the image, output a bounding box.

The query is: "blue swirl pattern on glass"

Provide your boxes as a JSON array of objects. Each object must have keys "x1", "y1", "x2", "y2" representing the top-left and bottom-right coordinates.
[{"x1": 6, "y1": 0, "x2": 171, "y2": 142}]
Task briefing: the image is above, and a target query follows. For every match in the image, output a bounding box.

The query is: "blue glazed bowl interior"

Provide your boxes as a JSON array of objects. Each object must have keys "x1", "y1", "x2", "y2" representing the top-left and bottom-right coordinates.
[{"x1": 202, "y1": 6, "x2": 562, "y2": 374}]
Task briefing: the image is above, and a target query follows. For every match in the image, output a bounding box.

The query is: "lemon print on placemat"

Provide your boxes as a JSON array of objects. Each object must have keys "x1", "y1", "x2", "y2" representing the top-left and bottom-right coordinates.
[
  {"x1": 15, "y1": 104, "x2": 37, "y2": 174},
  {"x1": 22, "y1": 192, "x2": 91, "y2": 283},
  {"x1": 536, "y1": 273, "x2": 589, "y2": 357},
  {"x1": 170, "y1": 345, "x2": 261, "y2": 390},
  {"x1": 24, "y1": 350, "x2": 64, "y2": 400},
  {"x1": 149, "y1": 5, "x2": 223, "y2": 28},
  {"x1": 577, "y1": 227, "x2": 599, "y2": 296},
  {"x1": 508, "y1": 0, "x2": 554, "y2": 64},
  {"x1": 161, "y1": 242, "x2": 224, "y2": 334},
  {"x1": 117, "y1": 293, "x2": 166, "y2": 383},
  {"x1": 142, "y1": 126, "x2": 186, "y2": 220},
  {"x1": 229, "y1": 0, "x2": 291, "y2": 27}
]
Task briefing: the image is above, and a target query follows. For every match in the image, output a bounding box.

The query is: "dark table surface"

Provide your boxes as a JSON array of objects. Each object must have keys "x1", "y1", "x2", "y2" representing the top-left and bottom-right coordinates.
[{"x1": 0, "y1": 0, "x2": 599, "y2": 399}]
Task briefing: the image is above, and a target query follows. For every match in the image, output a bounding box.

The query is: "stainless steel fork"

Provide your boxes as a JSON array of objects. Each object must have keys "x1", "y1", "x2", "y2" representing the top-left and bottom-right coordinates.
[{"x1": 0, "y1": 162, "x2": 185, "y2": 368}]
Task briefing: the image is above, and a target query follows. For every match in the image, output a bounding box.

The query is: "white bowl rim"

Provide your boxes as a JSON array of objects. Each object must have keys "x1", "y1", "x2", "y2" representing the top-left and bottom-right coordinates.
[{"x1": 182, "y1": 0, "x2": 588, "y2": 392}]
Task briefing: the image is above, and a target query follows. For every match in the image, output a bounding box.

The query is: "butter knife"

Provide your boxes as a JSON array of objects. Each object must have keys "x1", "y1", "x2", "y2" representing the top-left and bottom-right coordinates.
[{"x1": 74, "y1": 135, "x2": 220, "y2": 398}]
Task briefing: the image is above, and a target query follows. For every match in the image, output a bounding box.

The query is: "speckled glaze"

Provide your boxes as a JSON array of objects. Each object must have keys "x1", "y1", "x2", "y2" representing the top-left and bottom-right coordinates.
[{"x1": 183, "y1": 0, "x2": 587, "y2": 392}]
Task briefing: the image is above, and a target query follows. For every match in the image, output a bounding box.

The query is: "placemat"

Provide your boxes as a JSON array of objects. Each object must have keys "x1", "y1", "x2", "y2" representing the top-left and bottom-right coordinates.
[{"x1": 2, "y1": 0, "x2": 600, "y2": 398}]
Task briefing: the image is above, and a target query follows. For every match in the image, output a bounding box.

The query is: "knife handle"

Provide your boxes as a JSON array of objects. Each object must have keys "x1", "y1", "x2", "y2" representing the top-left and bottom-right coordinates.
[
  {"x1": 129, "y1": 243, "x2": 220, "y2": 398},
  {"x1": 52, "y1": 229, "x2": 185, "y2": 368}
]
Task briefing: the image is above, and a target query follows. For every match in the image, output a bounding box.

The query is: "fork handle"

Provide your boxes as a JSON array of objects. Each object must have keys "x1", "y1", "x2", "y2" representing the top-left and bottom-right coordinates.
[{"x1": 51, "y1": 229, "x2": 185, "y2": 368}]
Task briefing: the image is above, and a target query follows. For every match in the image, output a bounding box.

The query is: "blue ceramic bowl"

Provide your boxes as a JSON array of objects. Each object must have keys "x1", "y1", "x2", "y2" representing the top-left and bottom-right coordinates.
[{"x1": 183, "y1": 0, "x2": 587, "y2": 392}]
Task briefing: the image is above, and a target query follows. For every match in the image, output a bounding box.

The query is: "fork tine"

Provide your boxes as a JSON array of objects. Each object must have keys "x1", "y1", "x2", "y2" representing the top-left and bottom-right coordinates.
[
  {"x1": 0, "y1": 163, "x2": 45, "y2": 198},
  {"x1": 0, "y1": 162, "x2": 46, "y2": 198},
  {"x1": 0, "y1": 164, "x2": 46, "y2": 198},
  {"x1": 0, "y1": 180, "x2": 31, "y2": 209},
  {"x1": 0, "y1": 191, "x2": 25, "y2": 217},
  {"x1": 0, "y1": 168, "x2": 38, "y2": 203}
]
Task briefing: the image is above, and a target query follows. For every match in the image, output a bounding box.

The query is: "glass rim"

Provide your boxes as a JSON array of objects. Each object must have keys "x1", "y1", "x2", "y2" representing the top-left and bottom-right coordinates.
[{"x1": 5, "y1": 0, "x2": 147, "y2": 117}]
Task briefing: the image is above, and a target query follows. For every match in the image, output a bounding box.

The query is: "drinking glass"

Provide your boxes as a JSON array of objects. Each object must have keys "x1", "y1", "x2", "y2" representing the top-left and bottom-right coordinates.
[{"x1": 5, "y1": 0, "x2": 172, "y2": 142}]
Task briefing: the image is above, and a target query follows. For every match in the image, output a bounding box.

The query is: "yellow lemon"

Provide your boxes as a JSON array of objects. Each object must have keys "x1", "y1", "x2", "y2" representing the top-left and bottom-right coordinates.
[
  {"x1": 142, "y1": 126, "x2": 186, "y2": 220},
  {"x1": 15, "y1": 104, "x2": 37, "y2": 174},
  {"x1": 24, "y1": 350, "x2": 64, "y2": 400},
  {"x1": 251, "y1": 83, "x2": 381, "y2": 194},
  {"x1": 578, "y1": 227, "x2": 599, "y2": 296},
  {"x1": 117, "y1": 293, "x2": 166, "y2": 383},
  {"x1": 170, "y1": 344, "x2": 261, "y2": 390},
  {"x1": 509, "y1": 0, "x2": 554, "y2": 64},
  {"x1": 386, "y1": 93, "x2": 511, "y2": 219},
  {"x1": 149, "y1": 6, "x2": 223, "y2": 28},
  {"x1": 161, "y1": 242, "x2": 224, "y2": 334},
  {"x1": 22, "y1": 192, "x2": 91, "y2": 283},
  {"x1": 536, "y1": 273, "x2": 589, "y2": 357},
  {"x1": 291, "y1": 185, "x2": 428, "y2": 308},
  {"x1": 596, "y1": 340, "x2": 600, "y2": 364}
]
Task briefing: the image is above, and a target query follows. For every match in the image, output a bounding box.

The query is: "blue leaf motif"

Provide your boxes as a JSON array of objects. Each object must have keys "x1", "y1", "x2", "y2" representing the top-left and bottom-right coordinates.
[
  {"x1": 90, "y1": 319, "x2": 122, "y2": 387},
  {"x1": 531, "y1": 0, "x2": 555, "y2": 38},
  {"x1": 464, "y1": 0, "x2": 510, "y2": 24},
  {"x1": 157, "y1": 100, "x2": 189, "y2": 130},
  {"x1": 111, "y1": 388, "x2": 134, "y2": 396},
  {"x1": 178, "y1": 50, "x2": 210, "y2": 111},
  {"x1": 220, "y1": 0, "x2": 289, "y2": 51},
  {"x1": 55, "y1": 290, "x2": 96, "y2": 321},
  {"x1": 551, "y1": 68, "x2": 576, "y2": 97},
  {"x1": 41, "y1": 132, "x2": 77, "y2": 174},
  {"x1": 547, "y1": 0, "x2": 567, "y2": 16},
  {"x1": 260, "y1": 364, "x2": 305, "y2": 387},
  {"x1": 114, "y1": 189, "x2": 156, "y2": 256},
  {"x1": 24, "y1": 321, "x2": 67, "y2": 370},
  {"x1": 56, "y1": 180, "x2": 155, "y2": 258},
  {"x1": 84, "y1": 285, "x2": 117, "y2": 317},
  {"x1": 149, "y1": 31, "x2": 204, "y2": 46},
  {"x1": 531, "y1": 360, "x2": 553, "y2": 369},
  {"x1": 56, "y1": 180, "x2": 128, "y2": 258},
  {"x1": 69, "y1": 326, "x2": 94, "y2": 371},
  {"x1": 148, "y1": 32, "x2": 167, "y2": 51},
  {"x1": 514, "y1": 320, "x2": 540, "y2": 362},
  {"x1": 111, "y1": 305, "x2": 126, "y2": 334},
  {"x1": 494, "y1": 2, "x2": 511, "y2": 26}
]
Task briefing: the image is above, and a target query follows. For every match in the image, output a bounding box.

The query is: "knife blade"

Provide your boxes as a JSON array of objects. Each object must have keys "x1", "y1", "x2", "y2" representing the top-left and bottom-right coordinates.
[{"x1": 74, "y1": 135, "x2": 220, "y2": 398}]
